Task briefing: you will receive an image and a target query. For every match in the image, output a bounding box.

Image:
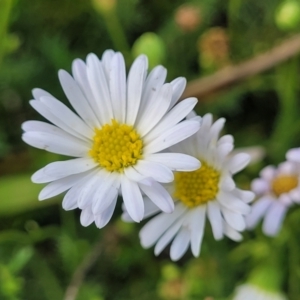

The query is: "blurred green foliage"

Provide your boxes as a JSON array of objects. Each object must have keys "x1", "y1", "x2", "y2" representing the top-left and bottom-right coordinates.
[{"x1": 1, "y1": 0, "x2": 300, "y2": 299}]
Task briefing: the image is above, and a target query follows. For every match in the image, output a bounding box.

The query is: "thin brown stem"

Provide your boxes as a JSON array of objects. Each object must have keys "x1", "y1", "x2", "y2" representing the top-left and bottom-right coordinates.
[
  {"x1": 182, "y1": 34, "x2": 300, "y2": 100},
  {"x1": 63, "y1": 238, "x2": 102, "y2": 300}
]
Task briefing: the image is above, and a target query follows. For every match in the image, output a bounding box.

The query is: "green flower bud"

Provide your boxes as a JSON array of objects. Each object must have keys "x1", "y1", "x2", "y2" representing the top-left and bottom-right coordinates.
[
  {"x1": 248, "y1": 264, "x2": 282, "y2": 293},
  {"x1": 132, "y1": 32, "x2": 166, "y2": 69},
  {"x1": 275, "y1": 1, "x2": 300, "y2": 31},
  {"x1": 91, "y1": 0, "x2": 116, "y2": 15}
]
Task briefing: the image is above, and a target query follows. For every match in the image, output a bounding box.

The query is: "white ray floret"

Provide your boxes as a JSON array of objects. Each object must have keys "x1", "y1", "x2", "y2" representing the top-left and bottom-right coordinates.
[
  {"x1": 22, "y1": 50, "x2": 201, "y2": 227},
  {"x1": 123, "y1": 113, "x2": 254, "y2": 261}
]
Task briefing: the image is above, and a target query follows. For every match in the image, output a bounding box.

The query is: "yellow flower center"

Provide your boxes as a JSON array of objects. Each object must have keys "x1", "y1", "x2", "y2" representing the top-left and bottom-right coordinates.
[
  {"x1": 271, "y1": 175, "x2": 298, "y2": 196},
  {"x1": 89, "y1": 119, "x2": 143, "y2": 172},
  {"x1": 174, "y1": 161, "x2": 220, "y2": 208}
]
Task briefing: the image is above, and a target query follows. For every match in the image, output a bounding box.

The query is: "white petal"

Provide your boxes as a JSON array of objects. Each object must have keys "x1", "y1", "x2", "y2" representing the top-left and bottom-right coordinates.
[
  {"x1": 169, "y1": 77, "x2": 186, "y2": 108},
  {"x1": 92, "y1": 172, "x2": 120, "y2": 214},
  {"x1": 246, "y1": 196, "x2": 273, "y2": 229},
  {"x1": 190, "y1": 205, "x2": 206, "y2": 257},
  {"x1": 218, "y1": 134, "x2": 234, "y2": 145},
  {"x1": 143, "y1": 97, "x2": 198, "y2": 143},
  {"x1": 40, "y1": 96, "x2": 93, "y2": 139},
  {"x1": 223, "y1": 221, "x2": 243, "y2": 242},
  {"x1": 222, "y1": 207, "x2": 246, "y2": 231},
  {"x1": 139, "y1": 181, "x2": 174, "y2": 213},
  {"x1": 154, "y1": 215, "x2": 185, "y2": 256},
  {"x1": 62, "y1": 191, "x2": 78, "y2": 211},
  {"x1": 144, "y1": 120, "x2": 200, "y2": 154},
  {"x1": 231, "y1": 146, "x2": 266, "y2": 165},
  {"x1": 122, "y1": 197, "x2": 160, "y2": 222},
  {"x1": 290, "y1": 188, "x2": 300, "y2": 203},
  {"x1": 22, "y1": 121, "x2": 89, "y2": 150},
  {"x1": 218, "y1": 191, "x2": 251, "y2": 214},
  {"x1": 38, "y1": 170, "x2": 94, "y2": 201},
  {"x1": 77, "y1": 174, "x2": 102, "y2": 209},
  {"x1": 62, "y1": 172, "x2": 97, "y2": 210},
  {"x1": 30, "y1": 100, "x2": 91, "y2": 141},
  {"x1": 260, "y1": 165, "x2": 276, "y2": 181},
  {"x1": 286, "y1": 147, "x2": 300, "y2": 162},
  {"x1": 251, "y1": 179, "x2": 270, "y2": 195},
  {"x1": 134, "y1": 160, "x2": 174, "y2": 183},
  {"x1": 226, "y1": 153, "x2": 250, "y2": 174},
  {"x1": 94, "y1": 195, "x2": 118, "y2": 228},
  {"x1": 22, "y1": 131, "x2": 89, "y2": 157},
  {"x1": 126, "y1": 55, "x2": 148, "y2": 125},
  {"x1": 32, "y1": 157, "x2": 97, "y2": 183},
  {"x1": 139, "y1": 204, "x2": 186, "y2": 248},
  {"x1": 71, "y1": 59, "x2": 101, "y2": 127},
  {"x1": 86, "y1": 53, "x2": 114, "y2": 124},
  {"x1": 220, "y1": 175, "x2": 235, "y2": 191},
  {"x1": 232, "y1": 188, "x2": 255, "y2": 203},
  {"x1": 145, "y1": 153, "x2": 200, "y2": 171},
  {"x1": 138, "y1": 65, "x2": 167, "y2": 120},
  {"x1": 22, "y1": 120, "x2": 60, "y2": 133},
  {"x1": 278, "y1": 161, "x2": 295, "y2": 174},
  {"x1": 124, "y1": 166, "x2": 152, "y2": 185},
  {"x1": 80, "y1": 208, "x2": 95, "y2": 227},
  {"x1": 262, "y1": 202, "x2": 287, "y2": 236},
  {"x1": 109, "y1": 53, "x2": 126, "y2": 123},
  {"x1": 170, "y1": 227, "x2": 190, "y2": 261},
  {"x1": 216, "y1": 143, "x2": 234, "y2": 162},
  {"x1": 121, "y1": 176, "x2": 144, "y2": 222},
  {"x1": 137, "y1": 83, "x2": 172, "y2": 136},
  {"x1": 209, "y1": 118, "x2": 225, "y2": 145},
  {"x1": 101, "y1": 49, "x2": 115, "y2": 78},
  {"x1": 278, "y1": 193, "x2": 293, "y2": 206},
  {"x1": 207, "y1": 201, "x2": 223, "y2": 240},
  {"x1": 186, "y1": 110, "x2": 197, "y2": 119},
  {"x1": 58, "y1": 70, "x2": 98, "y2": 128},
  {"x1": 32, "y1": 88, "x2": 52, "y2": 100}
]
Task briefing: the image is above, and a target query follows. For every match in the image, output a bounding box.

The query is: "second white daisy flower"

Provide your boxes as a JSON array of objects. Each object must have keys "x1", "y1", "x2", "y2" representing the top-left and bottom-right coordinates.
[{"x1": 123, "y1": 113, "x2": 254, "y2": 261}]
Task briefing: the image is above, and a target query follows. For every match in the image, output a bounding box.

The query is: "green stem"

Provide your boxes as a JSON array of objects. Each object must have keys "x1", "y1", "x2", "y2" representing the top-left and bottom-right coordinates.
[
  {"x1": 0, "y1": 0, "x2": 14, "y2": 65},
  {"x1": 103, "y1": 11, "x2": 131, "y2": 62}
]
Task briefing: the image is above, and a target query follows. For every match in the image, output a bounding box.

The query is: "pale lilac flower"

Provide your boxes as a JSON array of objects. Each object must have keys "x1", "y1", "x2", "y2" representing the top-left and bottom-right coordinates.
[{"x1": 247, "y1": 157, "x2": 300, "y2": 236}]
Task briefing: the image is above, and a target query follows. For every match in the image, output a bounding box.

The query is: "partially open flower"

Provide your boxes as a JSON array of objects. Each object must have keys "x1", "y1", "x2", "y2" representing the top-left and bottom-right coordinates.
[{"x1": 198, "y1": 27, "x2": 230, "y2": 70}]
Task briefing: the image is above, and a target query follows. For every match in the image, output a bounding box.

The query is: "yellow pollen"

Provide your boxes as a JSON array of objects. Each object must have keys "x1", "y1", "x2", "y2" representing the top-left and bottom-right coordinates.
[
  {"x1": 271, "y1": 175, "x2": 298, "y2": 197},
  {"x1": 89, "y1": 119, "x2": 143, "y2": 172},
  {"x1": 174, "y1": 161, "x2": 220, "y2": 208}
]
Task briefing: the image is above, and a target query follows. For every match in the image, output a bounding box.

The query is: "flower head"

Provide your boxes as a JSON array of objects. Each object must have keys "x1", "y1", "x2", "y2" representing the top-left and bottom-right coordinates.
[
  {"x1": 247, "y1": 151, "x2": 300, "y2": 236},
  {"x1": 123, "y1": 113, "x2": 254, "y2": 261},
  {"x1": 232, "y1": 264, "x2": 287, "y2": 300},
  {"x1": 232, "y1": 284, "x2": 287, "y2": 300},
  {"x1": 22, "y1": 50, "x2": 201, "y2": 227}
]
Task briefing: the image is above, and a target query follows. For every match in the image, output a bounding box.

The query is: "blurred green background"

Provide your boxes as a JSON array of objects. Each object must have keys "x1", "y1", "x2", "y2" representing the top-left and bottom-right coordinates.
[{"x1": 1, "y1": 0, "x2": 300, "y2": 299}]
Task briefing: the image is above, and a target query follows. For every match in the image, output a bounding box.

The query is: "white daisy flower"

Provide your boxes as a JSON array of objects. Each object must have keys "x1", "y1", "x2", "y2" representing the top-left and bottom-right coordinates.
[
  {"x1": 246, "y1": 157, "x2": 300, "y2": 236},
  {"x1": 22, "y1": 50, "x2": 201, "y2": 227},
  {"x1": 123, "y1": 113, "x2": 254, "y2": 261},
  {"x1": 232, "y1": 284, "x2": 287, "y2": 300}
]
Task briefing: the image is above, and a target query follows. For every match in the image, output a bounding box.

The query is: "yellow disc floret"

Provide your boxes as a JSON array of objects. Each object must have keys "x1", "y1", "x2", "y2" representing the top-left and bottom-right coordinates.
[
  {"x1": 174, "y1": 161, "x2": 220, "y2": 208},
  {"x1": 89, "y1": 119, "x2": 143, "y2": 172},
  {"x1": 271, "y1": 175, "x2": 298, "y2": 197}
]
